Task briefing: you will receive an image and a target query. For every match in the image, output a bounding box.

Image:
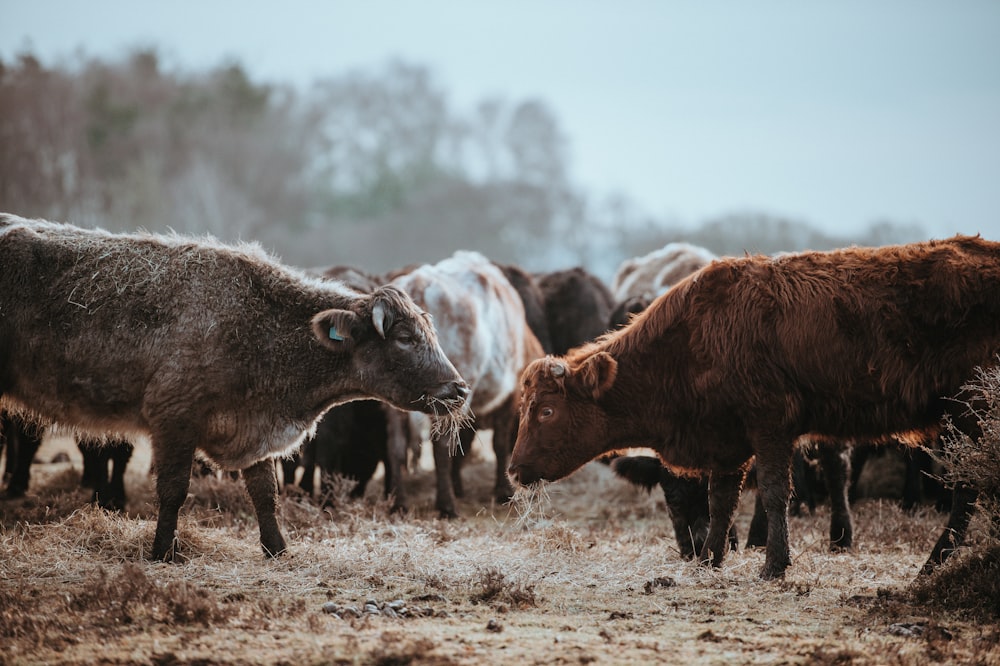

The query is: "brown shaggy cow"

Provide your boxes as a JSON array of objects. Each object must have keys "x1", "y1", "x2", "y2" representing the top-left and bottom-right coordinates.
[
  {"x1": 0, "y1": 214, "x2": 469, "y2": 561},
  {"x1": 509, "y1": 235, "x2": 1000, "y2": 579}
]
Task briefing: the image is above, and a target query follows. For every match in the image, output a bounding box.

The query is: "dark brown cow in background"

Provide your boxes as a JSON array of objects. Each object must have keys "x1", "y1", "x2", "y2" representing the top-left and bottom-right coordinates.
[
  {"x1": 536, "y1": 267, "x2": 615, "y2": 356},
  {"x1": 76, "y1": 436, "x2": 134, "y2": 511},
  {"x1": 279, "y1": 265, "x2": 397, "y2": 504},
  {"x1": 0, "y1": 214, "x2": 468, "y2": 561},
  {"x1": 3, "y1": 412, "x2": 133, "y2": 511},
  {"x1": 509, "y1": 235, "x2": 1000, "y2": 580},
  {"x1": 611, "y1": 454, "x2": 738, "y2": 560},
  {"x1": 496, "y1": 263, "x2": 554, "y2": 355}
]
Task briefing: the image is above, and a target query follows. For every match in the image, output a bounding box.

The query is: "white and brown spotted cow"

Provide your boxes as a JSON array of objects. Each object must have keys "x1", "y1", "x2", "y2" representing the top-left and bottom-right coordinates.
[{"x1": 387, "y1": 251, "x2": 544, "y2": 516}]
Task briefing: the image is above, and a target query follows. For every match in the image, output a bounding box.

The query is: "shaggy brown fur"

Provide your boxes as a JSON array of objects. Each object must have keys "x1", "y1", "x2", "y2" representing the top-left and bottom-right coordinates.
[
  {"x1": 0, "y1": 214, "x2": 467, "y2": 561},
  {"x1": 509, "y1": 235, "x2": 1000, "y2": 579}
]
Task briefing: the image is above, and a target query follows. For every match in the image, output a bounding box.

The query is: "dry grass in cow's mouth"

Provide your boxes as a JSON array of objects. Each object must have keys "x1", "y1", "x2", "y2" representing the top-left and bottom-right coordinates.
[
  {"x1": 426, "y1": 396, "x2": 474, "y2": 455},
  {"x1": 508, "y1": 482, "x2": 553, "y2": 529}
]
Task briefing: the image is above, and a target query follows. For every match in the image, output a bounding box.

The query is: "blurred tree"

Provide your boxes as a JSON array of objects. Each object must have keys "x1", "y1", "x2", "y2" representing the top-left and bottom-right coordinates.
[
  {"x1": 0, "y1": 54, "x2": 87, "y2": 221},
  {"x1": 0, "y1": 49, "x2": 929, "y2": 282}
]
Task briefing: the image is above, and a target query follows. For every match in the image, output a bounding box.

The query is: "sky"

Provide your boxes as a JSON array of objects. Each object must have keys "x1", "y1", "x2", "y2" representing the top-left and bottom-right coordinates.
[{"x1": 3, "y1": 1, "x2": 999, "y2": 240}]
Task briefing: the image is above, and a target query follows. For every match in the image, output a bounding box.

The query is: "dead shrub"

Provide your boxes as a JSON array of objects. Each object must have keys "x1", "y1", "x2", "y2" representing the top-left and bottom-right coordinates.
[
  {"x1": 0, "y1": 587, "x2": 74, "y2": 644},
  {"x1": 369, "y1": 634, "x2": 456, "y2": 666},
  {"x1": 908, "y1": 544, "x2": 1000, "y2": 619},
  {"x1": 915, "y1": 361, "x2": 1000, "y2": 618},
  {"x1": 73, "y1": 563, "x2": 238, "y2": 627},
  {"x1": 469, "y1": 566, "x2": 538, "y2": 609},
  {"x1": 936, "y1": 362, "x2": 1000, "y2": 518}
]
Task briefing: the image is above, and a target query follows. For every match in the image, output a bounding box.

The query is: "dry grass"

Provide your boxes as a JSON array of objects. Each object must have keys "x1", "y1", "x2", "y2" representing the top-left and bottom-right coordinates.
[{"x1": 2, "y1": 435, "x2": 999, "y2": 665}]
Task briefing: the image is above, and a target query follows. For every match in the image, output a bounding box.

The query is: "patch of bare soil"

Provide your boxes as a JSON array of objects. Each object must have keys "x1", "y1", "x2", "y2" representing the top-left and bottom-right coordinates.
[{"x1": 1, "y1": 435, "x2": 998, "y2": 665}]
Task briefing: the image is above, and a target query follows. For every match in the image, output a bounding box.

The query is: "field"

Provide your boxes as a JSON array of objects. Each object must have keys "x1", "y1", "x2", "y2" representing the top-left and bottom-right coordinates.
[{"x1": 1, "y1": 434, "x2": 998, "y2": 665}]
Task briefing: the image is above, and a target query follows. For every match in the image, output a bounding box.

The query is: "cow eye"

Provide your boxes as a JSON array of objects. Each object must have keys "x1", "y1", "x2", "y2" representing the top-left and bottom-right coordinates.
[{"x1": 538, "y1": 407, "x2": 554, "y2": 422}]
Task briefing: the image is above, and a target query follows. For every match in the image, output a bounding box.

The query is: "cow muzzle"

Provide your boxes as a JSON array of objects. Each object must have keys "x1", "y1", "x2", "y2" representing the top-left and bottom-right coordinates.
[
  {"x1": 423, "y1": 379, "x2": 471, "y2": 415},
  {"x1": 507, "y1": 462, "x2": 542, "y2": 487}
]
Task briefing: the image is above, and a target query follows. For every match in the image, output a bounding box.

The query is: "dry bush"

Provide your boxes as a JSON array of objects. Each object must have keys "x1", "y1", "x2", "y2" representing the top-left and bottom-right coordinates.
[
  {"x1": 468, "y1": 565, "x2": 539, "y2": 610},
  {"x1": 72, "y1": 562, "x2": 243, "y2": 627},
  {"x1": 909, "y1": 545, "x2": 1000, "y2": 619},
  {"x1": 914, "y1": 361, "x2": 1000, "y2": 618},
  {"x1": 937, "y1": 363, "x2": 1000, "y2": 514}
]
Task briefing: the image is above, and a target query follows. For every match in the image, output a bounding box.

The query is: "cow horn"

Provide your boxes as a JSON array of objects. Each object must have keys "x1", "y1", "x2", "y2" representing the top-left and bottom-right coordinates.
[{"x1": 372, "y1": 300, "x2": 389, "y2": 339}]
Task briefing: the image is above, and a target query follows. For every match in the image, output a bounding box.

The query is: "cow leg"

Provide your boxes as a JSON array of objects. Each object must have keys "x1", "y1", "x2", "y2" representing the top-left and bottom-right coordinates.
[
  {"x1": 901, "y1": 447, "x2": 924, "y2": 512},
  {"x1": 754, "y1": 443, "x2": 794, "y2": 580},
  {"x1": 242, "y1": 458, "x2": 287, "y2": 558},
  {"x1": 79, "y1": 439, "x2": 101, "y2": 492},
  {"x1": 818, "y1": 444, "x2": 852, "y2": 550},
  {"x1": 699, "y1": 468, "x2": 746, "y2": 568},
  {"x1": 490, "y1": 404, "x2": 517, "y2": 503},
  {"x1": 149, "y1": 436, "x2": 197, "y2": 562},
  {"x1": 450, "y1": 426, "x2": 474, "y2": 498},
  {"x1": 921, "y1": 483, "x2": 978, "y2": 575},
  {"x1": 299, "y1": 438, "x2": 317, "y2": 495},
  {"x1": 746, "y1": 493, "x2": 768, "y2": 549},
  {"x1": 661, "y1": 477, "x2": 701, "y2": 560},
  {"x1": 0, "y1": 417, "x2": 8, "y2": 489},
  {"x1": 280, "y1": 454, "x2": 300, "y2": 489},
  {"x1": 105, "y1": 440, "x2": 133, "y2": 512},
  {"x1": 789, "y1": 450, "x2": 811, "y2": 516},
  {"x1": 384, "y1": 409, "x2": 409, "y2": 511},
  {"x1": 4, "y1": 421, "x2": 41, "y2": 498},
  {"x1": 380, "y1": 407, "x2": 397, "y2": 498},
  {"x1": 432, "y1": 435, "x2": 458, "y2": 518},
  {"x1": 848, "y1": 444, "x2": 872, "y2": 504},
  {"x1": 80, "y1": 438, "x2": 127, "y2": 511}
]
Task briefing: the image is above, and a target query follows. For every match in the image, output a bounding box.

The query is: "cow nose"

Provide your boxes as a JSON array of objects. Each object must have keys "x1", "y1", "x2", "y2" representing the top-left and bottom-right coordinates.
[
  {"x1": 432, "y1": 379, "x2": 470, "y2": 403},
  {"x1": 507, "y1": 462, "x2": 538, "y2": 487}
]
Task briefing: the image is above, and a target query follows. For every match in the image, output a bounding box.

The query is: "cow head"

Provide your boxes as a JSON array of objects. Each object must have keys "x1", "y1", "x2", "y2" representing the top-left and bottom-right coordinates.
[
  {"x1": 507, "y1": 351, "x2": 618, "y2": 486},
  {"x1": 311, "y1": 285, "x2": 469, "y2": 417}
]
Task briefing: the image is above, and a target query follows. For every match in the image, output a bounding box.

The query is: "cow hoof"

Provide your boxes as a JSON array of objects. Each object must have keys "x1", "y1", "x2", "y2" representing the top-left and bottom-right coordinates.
[
  {"x1": 437, "y1": 507, "x2": 459, "y2": 519},
  {"x1": 150, "y1": 548, "x2": 187, "y2": 564},
  {"x1": 95, "y1": 496, "x2": 127, "y2": 513},
  {"x1": 759, "y1": 563, "x2": 788, "y2": 580},
  {"x1": 261, "y1": 532, "x2": 288, "y2": 558}
]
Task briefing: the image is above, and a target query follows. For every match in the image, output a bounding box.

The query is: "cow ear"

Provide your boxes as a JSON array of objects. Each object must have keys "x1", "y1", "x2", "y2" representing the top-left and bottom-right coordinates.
[
  {"x1": 372, "y1": 297, "x2": 395, "y2": 339},
  {"x1": 311, "y1": 309, "x2": 358, "y2": 349},
  {"x1": 576, "y1": 352, "x2": 617, "y2": 400}
]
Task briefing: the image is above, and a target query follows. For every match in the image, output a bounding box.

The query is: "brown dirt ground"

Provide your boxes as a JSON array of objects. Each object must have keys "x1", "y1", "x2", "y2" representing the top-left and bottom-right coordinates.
[{"x1": 1, "y1": 434, "x2": 998, "y2": 665}]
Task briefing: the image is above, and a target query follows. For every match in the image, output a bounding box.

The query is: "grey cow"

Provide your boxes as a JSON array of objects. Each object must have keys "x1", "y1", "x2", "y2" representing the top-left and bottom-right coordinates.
[{"x1": 0, "y1": 214, "x2": 468, "y2": 561}]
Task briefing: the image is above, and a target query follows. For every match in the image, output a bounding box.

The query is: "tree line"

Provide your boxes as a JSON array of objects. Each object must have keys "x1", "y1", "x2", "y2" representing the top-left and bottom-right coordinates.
[{"x1": 0, "y1": 49, "x2": 925, "y2": 281}]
